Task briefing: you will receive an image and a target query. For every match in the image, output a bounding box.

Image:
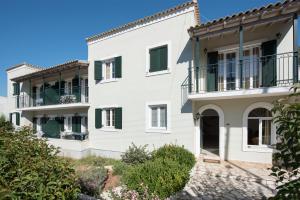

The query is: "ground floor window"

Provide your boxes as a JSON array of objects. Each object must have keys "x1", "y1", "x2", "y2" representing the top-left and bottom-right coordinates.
[
  {"x1": 104, "y1": 108, "x2": 115, "y2": 128},
  {"x1": 243, "y1": 103, "x2": 275, "y2": 151},
  {"x1": 146, "y1": 102, "x2": 170, "y2": 133}
]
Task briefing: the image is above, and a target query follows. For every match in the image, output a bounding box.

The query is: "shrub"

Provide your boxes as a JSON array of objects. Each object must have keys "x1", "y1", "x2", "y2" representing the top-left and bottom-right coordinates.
[
  {"x1": 75, "y1": 155, "x2": 119, "y2": 167},
  {"x1": 112, "y1": 161, "x2": 128, "y2": 176},
  {"x1": 121, "y1": 143, "x2": 151, "y2": 165},
  {"x1": 270, "y1": 85, "x2": 300, "y2": 199},
  {"x1": 0, "y1": 126, "x2": 80, "y2": 199},
  {"x1": 152, "y1": 144, "x2": 196, "y2": 169},
  {"x1": 123, "y1": 158, "x2": 190, "y2": 199},
  {"x1": 77, "y1": 166, "x2": 108, "y2": 198},
  {"x1": 0, "y1": 115, "x2": 13, "y2": 133}
]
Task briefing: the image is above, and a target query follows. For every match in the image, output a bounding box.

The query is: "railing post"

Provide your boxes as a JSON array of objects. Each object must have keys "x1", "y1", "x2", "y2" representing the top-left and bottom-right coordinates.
[
  {"x1": 195, "y1": 37, "x2": 200, "y2": 93},
  {"x1": 293, "y1": 13, "x2": 298, "y2": 83},
  {"x1": 239, "y1": 25, "x2": 243, "y2": 89}
]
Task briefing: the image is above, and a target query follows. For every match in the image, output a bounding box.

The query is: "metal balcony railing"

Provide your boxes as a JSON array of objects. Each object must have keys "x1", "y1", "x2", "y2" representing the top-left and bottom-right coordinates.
[
  {"x1": 15, "y1": 86, "x2": 89, "y2": 109},
  {"x1": 184, "y1": 52, "x2": 299, "y2": 94}
]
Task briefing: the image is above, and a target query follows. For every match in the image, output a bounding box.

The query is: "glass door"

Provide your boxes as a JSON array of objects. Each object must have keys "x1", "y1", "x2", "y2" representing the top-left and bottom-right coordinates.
[{"x1": 226, "y1": 52, "x2": 236, "y2": 90}]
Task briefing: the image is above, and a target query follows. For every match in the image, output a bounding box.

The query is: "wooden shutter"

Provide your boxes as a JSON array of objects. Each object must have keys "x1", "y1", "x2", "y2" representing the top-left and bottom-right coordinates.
[
  {"x1": 32, "y1": 87, "x2": 37, "y2": 106},
  {"x1": 149, "y1": 45, "x2": 168, "y2": 72},
  {"x1": 33, "y1": 117, "x2": 37, "y2": 131},
  {"x1": 115, "y1": 56, "x2": 122, "y2": 78},
  {"x1": 115, "y1": 107, "x2": 122, "y2": 129},
  {"x1": 262, "y1": 40, "x2": 277, "y2": 87},
  {"x1": 9, "y1": 113, "x2": 12, "y2": 123},
  {"x1": 13, "y1": 83, "x2": 20, "y2": 95},
  {"x1": 94, "y1": 61, "x2": 102, "y2": 80},
  {"x1": 60, "y1": 81, "x2": 65, "y2": 95},
  {"x1": 95, "y1": 108, "x2": 102, "y2": 129},
  {"x1": 16, "y1": 112, "x2": 20, "y2": 126},
  {"x1": 72, "y1": 116, "x2": 81, "y2": 133},
  {"x1": 207, "y1": 52, "x2": 218, "y2": 92},
  {"x1": 72, "y1": 76, "x2": 80, "y2": 102}
]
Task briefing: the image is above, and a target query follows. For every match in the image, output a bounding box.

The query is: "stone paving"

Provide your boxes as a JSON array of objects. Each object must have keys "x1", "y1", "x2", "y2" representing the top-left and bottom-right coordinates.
[{"x1": 172, "y1": 158, "x2": 276, "y2": 200}]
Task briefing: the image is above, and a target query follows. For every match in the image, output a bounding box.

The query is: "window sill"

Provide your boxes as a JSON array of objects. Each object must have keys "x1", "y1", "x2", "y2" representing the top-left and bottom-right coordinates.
[
  {"x1": 100, "y1": 127, "x2": 120, "y2": 132},
  {"x1": 98, "y1": 79, "x2": 118, "y2": 84},
  {"x1": 243, "y1": 145, "x2": 274, "y2": 153},
  {"x1": 145, "y1": 128, "x2": 171, "y2": 134},
  {"x1": 146, "y1": 69, "x2": 170, "y2": 77}
]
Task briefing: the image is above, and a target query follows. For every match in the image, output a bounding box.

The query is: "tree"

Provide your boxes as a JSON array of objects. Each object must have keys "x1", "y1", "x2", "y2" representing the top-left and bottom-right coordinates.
[{"x1": 270, "y1": 84, "x2": 300, "y2": 199}]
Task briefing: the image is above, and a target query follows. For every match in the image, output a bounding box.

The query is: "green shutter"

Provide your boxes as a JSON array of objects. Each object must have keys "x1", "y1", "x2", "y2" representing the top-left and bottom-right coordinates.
[
  {"x1": 72, "y1": 116, "x2": 81, "y2": 133},
  {"x1": 115, "y1": 107, "x2": 122, "y2": 129},
  {"x1": 60, "y1": 81, "x2": 65, "y2": 95},
  {"x1": 95, "y1": 108, "x2": 102, "y2": 129},
  {"x1": 32, "y1": 87, "x2": 37, "y2": 106},
  {"x1": 262, "y1": 40, "x2": 277, "y2": 87},
  {"x1": 33, "y1": 117, "x2": 37, "y2": 132},
  {"x1": 207, "y1": 52, "x2": 218, "y2": 92},
  {"x1": 13, "y1": 83, "x2": 20, "y2": 95},
  {"x1": 115, "y1": 56, "x2": 122, "y2": 78},
  {"x1": 149, "y1": 45, "x2": 168, "y2": 72},
  {"x1": 16, "y1": 96, "x2": 20, "y2": 108},
  {"x1": 16, "y1": 112, "x2": 20, "y2": 126},
  {"x1": 9, "y1": 113, "x2": 12, "y2": 123},
  {"x1": 72, "y1": 76, "x2": 80, "y2": 102},
  {"x1": 94, "y1": 61, "x2": 102, "y2": 80}
]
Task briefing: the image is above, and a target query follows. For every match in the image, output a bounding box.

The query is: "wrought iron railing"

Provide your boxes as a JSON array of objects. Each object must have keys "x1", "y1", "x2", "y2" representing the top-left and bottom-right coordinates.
[
  {"x1": 183, "y1": 52, "x2": 299, "y2": 94},
  {"x1": 16, "y1": 86, "x2": 89, "y2": 108}
]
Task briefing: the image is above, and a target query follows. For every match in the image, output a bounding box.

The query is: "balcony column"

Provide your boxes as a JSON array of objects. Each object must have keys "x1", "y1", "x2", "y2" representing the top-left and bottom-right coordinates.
[
  {"x1": 293, "y1": 13, "x2": 298, "y2": 83},
  {"x1": 195, "y1": 37, "x2": 200, "y2": 93},
  {"x1": 188, "y1": 38, "x2": 193, "y2": 93},
  {"x1": 42, "y1": 77, "x2": 45, "y2": 105},
  {"x1": 78, "y1": 66, "x2": 81, "y2": 102},
  {"x1": 29, "y1": 79, "x2": 32, "y2": 107},
  {"x1": 59, "y1": 72, "x2": 61, "y2": 97},
  {"x1": 239, "y1": 25, "x2": 243, "y2": 89}
]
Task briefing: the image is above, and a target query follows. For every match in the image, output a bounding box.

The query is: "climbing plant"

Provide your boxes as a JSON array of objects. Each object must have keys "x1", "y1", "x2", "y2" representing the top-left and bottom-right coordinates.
[{"x1": 270, "y1": 84, "x2": 300, "y2": 199}]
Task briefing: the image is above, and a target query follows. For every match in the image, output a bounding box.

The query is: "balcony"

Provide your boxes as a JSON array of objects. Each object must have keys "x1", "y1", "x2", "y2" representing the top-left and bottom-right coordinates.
[
  {"x1": 16, "y1": 86, "x2": 89, "y2": 111},
  {"x1": 183, "y1": 52, "x2": 299, "y2": 100}
]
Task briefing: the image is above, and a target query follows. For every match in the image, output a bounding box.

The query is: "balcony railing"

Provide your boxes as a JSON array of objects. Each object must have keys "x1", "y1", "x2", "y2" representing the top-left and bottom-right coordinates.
[
  {"x1": 16, "y1": 86, "x2": 89, "y2": 109},
  {"x1": 183, "y1": 52, "x2": 299, "y2": 94}
]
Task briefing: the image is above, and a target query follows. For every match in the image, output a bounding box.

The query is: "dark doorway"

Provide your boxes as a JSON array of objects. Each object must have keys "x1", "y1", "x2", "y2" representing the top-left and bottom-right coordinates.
[{"x1": 201, "y1": 109, "x2": 219, "y2": 155}]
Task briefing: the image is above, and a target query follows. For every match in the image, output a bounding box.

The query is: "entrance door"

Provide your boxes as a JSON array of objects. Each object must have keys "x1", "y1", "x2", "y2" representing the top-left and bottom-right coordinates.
[{"x1": 201, "y1": 109, "x2": 219, "y2": 155}]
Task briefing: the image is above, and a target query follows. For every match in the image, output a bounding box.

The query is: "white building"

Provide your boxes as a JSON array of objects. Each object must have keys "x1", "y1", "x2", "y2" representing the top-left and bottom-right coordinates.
[
  {"x1": 0, "y1": 96, "x2": 8, "y2": 118},
  {"x1": 4, "y1": 0, "x2": 300, "y2": 163}
]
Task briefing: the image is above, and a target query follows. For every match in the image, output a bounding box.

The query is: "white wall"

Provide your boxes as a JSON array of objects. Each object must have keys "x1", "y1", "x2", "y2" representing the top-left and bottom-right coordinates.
[
  {"x1": 88, "y1": 7, "x2": 196, "y2": 155},
  {"x1": 7, "y1": 65, "x2": 41, "y2": 127},
  {"x1": 193, "y1": 96, "x2": 283, "y2": 164},
  {"x1": 0, "y1": 96, "x2": 8, "y2": 119}
]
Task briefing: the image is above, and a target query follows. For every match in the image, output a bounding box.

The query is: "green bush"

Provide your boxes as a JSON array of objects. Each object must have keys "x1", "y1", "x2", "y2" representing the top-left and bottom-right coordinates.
[
  {"x1": 152, "y1": 144, "x2": 196, "y2": 169},
  {"x1": 0, "y1": 126, "x2": 80, "y2": 199},
  {"x1": 123, "y1": 158, "x2": 190, "y2": 199},
  {"x1": 112, "y1": 161, "x2": 128, "y2": 177},
  {"x1": 121, "y1": 143, "x2": 151, "y2": 165},
  {"x1": 77, "y1": 166, "x2": 108, "y2": 198},
  {"x1": 0, "y1": 115, "x2": 13, "y2": 133}
]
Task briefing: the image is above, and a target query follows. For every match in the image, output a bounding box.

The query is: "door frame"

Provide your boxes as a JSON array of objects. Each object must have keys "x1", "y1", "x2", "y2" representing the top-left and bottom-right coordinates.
[{"x1": 195, "y1": 104, "x2": 225, "y2": 160}]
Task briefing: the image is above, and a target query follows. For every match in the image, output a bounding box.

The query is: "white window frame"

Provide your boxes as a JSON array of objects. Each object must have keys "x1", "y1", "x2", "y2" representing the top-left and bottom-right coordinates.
[
  {"x1": 216, "y1": 45, "x2": 261, "y2": 91},
  {"x1": 145, "y1": 41, "x2": 171, "y2": 76},
  {"x1": 145, "y1": 101, "x2": 171, "y2": 133},
  {"x1": 98, "y1": 105, "x2": 120, "y2": 132},
  {"x1": 242, "y1": 102, "x2": 275, "y2": 153},
  {"x1": 103, "y1": 108, "x2": 115, "y2": 128},
  {"x1": 64, "y1": 115, "x2": 73, "y2": 132},
  {"x1": 102, "y1": 58, "x2": 115, "y2": 81},
  {"x1": 97, "y1": 54, "x2": 121, "y2": 84}
]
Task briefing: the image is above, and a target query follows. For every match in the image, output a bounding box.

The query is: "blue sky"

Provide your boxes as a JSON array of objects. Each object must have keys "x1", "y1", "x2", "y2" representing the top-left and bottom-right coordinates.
[{"x1": 0, "y1": 0, "x2": 293, "y2": 96}]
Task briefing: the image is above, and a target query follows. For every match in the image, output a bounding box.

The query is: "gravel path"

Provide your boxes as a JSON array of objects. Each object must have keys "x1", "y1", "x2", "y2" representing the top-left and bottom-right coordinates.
[{"x1": 171, "y1": 159, "x2": 276, "y2": 200}]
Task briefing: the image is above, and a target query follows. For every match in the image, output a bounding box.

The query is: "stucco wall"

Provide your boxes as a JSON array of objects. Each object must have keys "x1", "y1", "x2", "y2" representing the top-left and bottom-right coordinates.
[
  {"x1": 87, "y1": 8, "x2": 196, "y2": 155},
  {"x1": 193, "y1": 95, "x2": 284, "y2": 163},
  {"x1": 0, "y1": 96, "x2": 8, "y2": 118}
]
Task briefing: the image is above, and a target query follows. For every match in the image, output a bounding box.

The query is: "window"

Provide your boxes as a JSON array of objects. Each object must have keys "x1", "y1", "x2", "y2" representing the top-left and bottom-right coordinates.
[
  {"x1": 150, "y1": 105, "x2": 167, "y2": 129},
  {"x1": 247, "y1": 108, "x2": 273, "y2": 146},
  {"x1": 102, "y1": 59, "x2": 115, "y2": 80},
  {"x1": 64, "y1": 116, "x2": 72, "y2": 132},
  {"x1": 104, "y1": 108, "x2": 115, "y2": 128},
  {"x1": 13, "y1": 82, "x2": 20, "y2": 96},
  {"x1": 147, "y1": 43, "x2": 170, "y2": 74}
]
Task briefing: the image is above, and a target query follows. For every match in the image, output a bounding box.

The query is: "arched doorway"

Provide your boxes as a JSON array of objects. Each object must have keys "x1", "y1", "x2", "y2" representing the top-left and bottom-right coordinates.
[{"x1": 201, "y1": 109, "x2": 219, "y2": 156}]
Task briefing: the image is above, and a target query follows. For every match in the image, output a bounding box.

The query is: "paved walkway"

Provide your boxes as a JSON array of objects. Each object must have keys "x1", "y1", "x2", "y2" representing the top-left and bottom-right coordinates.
[{"x1": 172, "y1": 158, "x2": 276, "y2": 200}]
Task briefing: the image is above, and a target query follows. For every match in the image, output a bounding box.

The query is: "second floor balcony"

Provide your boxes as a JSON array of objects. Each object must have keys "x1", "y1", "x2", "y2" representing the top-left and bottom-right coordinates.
[{"x1": 11, "y1": 60, "x2": 89, "y2": 111}]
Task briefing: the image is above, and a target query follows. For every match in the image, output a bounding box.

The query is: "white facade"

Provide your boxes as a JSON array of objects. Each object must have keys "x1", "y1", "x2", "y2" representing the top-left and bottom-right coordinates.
[
  {"x1": 0, "y1": 96, "x2": 8, "y2": 118},
  {"x1": 3, "y1": 1, "x2": 299, "y2": 164}
]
